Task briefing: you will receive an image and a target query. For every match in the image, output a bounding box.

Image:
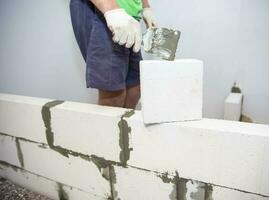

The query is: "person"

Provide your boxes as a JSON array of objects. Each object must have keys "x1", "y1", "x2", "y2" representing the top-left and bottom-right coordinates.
[{"x1": 70, "y1": 0, "x2": 156, "y2": 109}]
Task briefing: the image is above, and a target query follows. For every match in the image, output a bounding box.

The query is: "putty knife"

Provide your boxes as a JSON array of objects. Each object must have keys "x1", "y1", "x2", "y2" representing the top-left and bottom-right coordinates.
[{"x1": 142, "y1": 27, "x2": 181, "y2": 61}]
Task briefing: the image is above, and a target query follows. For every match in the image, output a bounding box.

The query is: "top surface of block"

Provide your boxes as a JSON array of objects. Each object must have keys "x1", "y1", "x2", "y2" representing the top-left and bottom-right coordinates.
[
  {"x1": 225, "y1": 93, "x2": 243, "y2": 104},
  {"x1": 140, "y1": 59, "x2": 203, "y2": 79}
]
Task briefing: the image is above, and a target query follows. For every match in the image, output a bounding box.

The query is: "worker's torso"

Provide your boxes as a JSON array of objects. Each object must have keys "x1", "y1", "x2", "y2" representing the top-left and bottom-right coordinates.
[{"x1": 116, "y1": 0, "x2": 143, "y2": 20}]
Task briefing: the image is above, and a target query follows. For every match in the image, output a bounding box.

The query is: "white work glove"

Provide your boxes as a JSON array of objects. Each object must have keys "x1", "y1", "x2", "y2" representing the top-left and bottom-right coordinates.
[
  {"x1": 104, "y1": 8, "x2": 142, "y2": 52},
  {"x1": 142, "y1": 8, "x2": 157, "y2": 28}
]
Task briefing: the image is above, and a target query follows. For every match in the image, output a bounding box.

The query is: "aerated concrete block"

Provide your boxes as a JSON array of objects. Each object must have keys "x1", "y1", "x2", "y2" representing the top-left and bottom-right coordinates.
[
  {"x1": 0, "y1": 93, "x2": 131, "y2": 163},
  {"x1": 17, "y1": 139, "x2": 111, "y2": 198},
  {"x1": 126, "y1": 111, "x2": 269, "y2": 196},
  {"x1": 113, "y1": 166, "x2": 175, "y2": 200},
  {"x1": 0, "y1": 93, "x2": 50, "y2": 143},
  {"x1": 140, "y1": 59, "x2": 203, "y2": 124},
  {"x1": 0, "y1": 134, "x2": 21, "y2": 167},
  {"x1": 51, "y1": 101, "x2": 129, "y2": 162},
  {"x1": 224, "y1": 93, "x2": 243, "y2": 121}
]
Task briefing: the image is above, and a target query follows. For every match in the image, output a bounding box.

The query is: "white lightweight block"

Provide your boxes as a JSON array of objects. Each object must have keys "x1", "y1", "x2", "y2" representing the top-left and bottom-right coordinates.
[
  {"x1": 126, "y1": 111, "x2": 269, "y2": 196},
  {"x1": 0, "y1": 93, "x2": 50, "y2": 143},
  {"x1": 18, "y1": 139, "x2": 111, "y2": 197},
  {"x1": 0, "y1": 164, "x2": 106, "y2": 200},
  {"x1": 0, "y1": 134, "x2": 20, "y2": 167},
  {"x1": 140, "y1": 59, "x2": 203, "y2": 124},
  {"x1": 0, "y1": 93, "x2": 130, "y2": 162},
  {"x1": 113, "y1": 166, "x2": 269, "y2": 200},
  {"x1": 224, "y1": 93, "x2": 243, "y2": 121},
  {"x1": 51, "y1": 101, "x2": 127, "y2": 162},
  {"x1": 114, "y1": 166, "x2": 174, "y2": 200}
]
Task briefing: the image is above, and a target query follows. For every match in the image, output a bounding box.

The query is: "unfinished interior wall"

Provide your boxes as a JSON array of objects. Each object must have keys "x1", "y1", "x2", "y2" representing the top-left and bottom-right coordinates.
[{"x1": 0, "y1": 93, "x2": 269, "y2": 200}]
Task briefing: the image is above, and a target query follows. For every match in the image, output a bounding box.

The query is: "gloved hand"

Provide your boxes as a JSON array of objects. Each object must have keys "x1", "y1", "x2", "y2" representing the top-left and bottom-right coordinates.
[
  {"x1": 142, "y1": 8, "x2": 157, "y2": 28},
  {"x1": 104, "y1": 8, "x2": 142, "y2": 52}
]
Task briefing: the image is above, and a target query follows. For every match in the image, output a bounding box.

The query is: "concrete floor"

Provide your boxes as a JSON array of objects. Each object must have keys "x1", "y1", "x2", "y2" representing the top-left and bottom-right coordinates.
[{"x1": 0, "y1": 177, "x2": 52, "y2": 200}]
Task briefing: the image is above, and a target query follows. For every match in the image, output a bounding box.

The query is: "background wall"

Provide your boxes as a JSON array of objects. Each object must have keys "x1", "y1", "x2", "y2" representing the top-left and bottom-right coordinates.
[{"x1": 0, "y1": 0, "x2": 268, "y2": 124}]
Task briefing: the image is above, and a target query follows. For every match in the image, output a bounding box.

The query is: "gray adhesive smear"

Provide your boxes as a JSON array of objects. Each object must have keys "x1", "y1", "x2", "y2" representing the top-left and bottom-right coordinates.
[
  {"x1": 143, "y1": 27, "x2": 181, "y2": 61},
  {"x1": 108, "y1": 165, "x2": 118, "y2": 200},
  {"x1": 174, "y1": 172, "x2": 188, "y2": 200},
  {"x1": 190, "y1": 182, "x2": 213, "y2": 200},
  {"x1": 15, "y1": 138, "x2": 24, "y2": 168},
  {"x1": 118, "y1": 110, "x2": 135, "y2": 167},
  {"x1": 0, "y1": 160, "x2": 18, "y2": 172},
  {"x1": 158, "y1": 172, "x2": 214, "y2": 200},
  {"x1": 57, "y1": 182, "x2": 69, "y2": 200},
  {"x1": 91, "y1": 156, "x2": 118, "y2": 200},
  {"x1": 204, "y1": 184, "x2": 214, "y2": 200},
  {"x1": 158, "y1": 171, "x2": 188, "y2": 200},
  {"x1": 41, "y1": 100, "x2": 68, "y2": 157},
  {"x1": 0, "y1": 160, "x2": 10, "y2": 168}
]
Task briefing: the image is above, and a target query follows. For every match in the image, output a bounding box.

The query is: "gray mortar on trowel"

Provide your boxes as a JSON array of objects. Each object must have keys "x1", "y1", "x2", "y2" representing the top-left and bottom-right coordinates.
[{"x1": 143, "y1": 27, "x2": 181, "y2": 61}]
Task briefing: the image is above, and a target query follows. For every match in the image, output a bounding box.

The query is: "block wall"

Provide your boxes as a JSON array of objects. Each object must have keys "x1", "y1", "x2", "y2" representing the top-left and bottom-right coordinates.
[{"x1": 0, "y1": 93, "x2": 269, "y2": 200}]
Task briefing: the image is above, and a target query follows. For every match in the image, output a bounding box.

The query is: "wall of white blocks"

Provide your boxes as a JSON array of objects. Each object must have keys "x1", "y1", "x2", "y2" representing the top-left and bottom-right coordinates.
[{"x1": 0, "y1": 93, "x2": 269, "y2": 200}]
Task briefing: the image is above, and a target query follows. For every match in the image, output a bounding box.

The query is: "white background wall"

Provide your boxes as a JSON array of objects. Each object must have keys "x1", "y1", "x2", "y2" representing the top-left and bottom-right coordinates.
[{"x1": 0, "y1": 0, "x2": 268, "y2": 124}]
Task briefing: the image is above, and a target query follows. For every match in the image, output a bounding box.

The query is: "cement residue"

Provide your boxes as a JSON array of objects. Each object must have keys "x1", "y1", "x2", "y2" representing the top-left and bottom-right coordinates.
[
  {"x1": 91, "y1": 155, "x2": 110, "y2": 173},
  {"x1": 41, "y1": 100, "x2": 65, "y2": 147},
  {"x1": 57, "y1": 182, "x2": 69, "y2": 200},
  {"x1": 38, "y1": 144, "x2": 47, "y2": 149},
  {"x1": 0, "y1": 133, "x2": 25, "y2": 168},
  {"x1": 118, "y1": 110, "x2": 135, "y2": 167},
  {"x1": 41, "y1": 100, "x2": 68, "y2": 157},
  {"x1": 158, "y1": 171, "x2": 214, "y2": 200},
  {"x1": 0, "y1": 132, "x2": 45, "y2": 146},
  {"x1": 15, "y1": 138, "x2": 24, "y2": 168},
  {"x1": 91, "y1": 156, "x2": 118, "y2": 200},
  {"x1": 0, "y1": 161, "x2": 10, "y2": 169},
  {"x1": 204, "y1": 184, "x2": 213, "y2": 200},
  {"x1": 189, "y1": 182, "x2": 211, "y2": 200},
  {"x1": 0, "y1": 132, "x2": 13, "y2": 138},
  {"x1": 0, "y1": 160, "x2": 18, "y2": 172},
  {"x1": 122, "y1": 110, "x2": 135, "y2": 118},
  {"x1": 108, "y1": 165, "x2": 118, "y2": 200},
  {"x1": 174, "y1": 172, "x2": 188, "y2": 200},
  {"x1": 158, "y1": 172, "x2": 174, "y2": 184},
  {"x1": 158, "y1": 171, "x2": 188, "y2": 200},
  {"x1": 143, "y1": 28, "x2": 181, "y2": 61}
]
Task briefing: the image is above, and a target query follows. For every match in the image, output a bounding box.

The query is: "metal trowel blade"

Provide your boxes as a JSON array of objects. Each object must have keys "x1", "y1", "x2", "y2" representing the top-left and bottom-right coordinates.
[{"x1": 142, "y1": 27, "x2": 181, "y2": 61}]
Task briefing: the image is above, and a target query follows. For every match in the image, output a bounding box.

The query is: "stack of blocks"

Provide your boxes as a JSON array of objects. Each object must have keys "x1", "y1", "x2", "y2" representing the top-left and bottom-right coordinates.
[{"x1": 140, "y1": 59, "x2": 203, "y2": 124}]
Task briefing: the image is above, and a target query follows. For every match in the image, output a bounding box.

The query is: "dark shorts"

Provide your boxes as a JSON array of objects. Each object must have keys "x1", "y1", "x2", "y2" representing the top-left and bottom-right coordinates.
[{"x1": 70, "y1": 0, "x2": 142, "y2": 91}]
